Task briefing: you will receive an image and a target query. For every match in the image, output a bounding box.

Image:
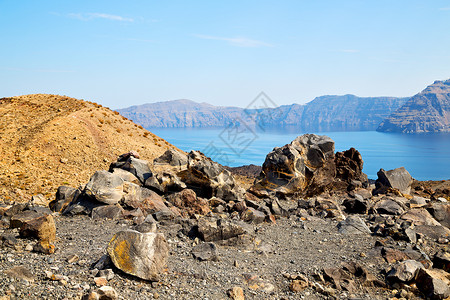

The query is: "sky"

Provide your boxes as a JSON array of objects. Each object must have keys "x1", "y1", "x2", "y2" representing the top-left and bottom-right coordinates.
[{"x1": 1, "y1": 0, "x2": 450, "y2": 109}]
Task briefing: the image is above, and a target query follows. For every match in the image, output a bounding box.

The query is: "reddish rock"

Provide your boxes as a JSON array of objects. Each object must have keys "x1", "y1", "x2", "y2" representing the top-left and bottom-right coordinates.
[
  {"x1": 167, "y1": 189, "x2": 210, "y2": 217},
  {"x1": 19, "y1": 214, "x2": 56, "y2": 244}
]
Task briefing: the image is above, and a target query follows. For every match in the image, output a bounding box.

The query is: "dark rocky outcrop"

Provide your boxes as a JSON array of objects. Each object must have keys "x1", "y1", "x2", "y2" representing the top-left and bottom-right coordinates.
[
  {"x1": 378, "y1": 79, "x2": 450, "y2": 133},
  {"x1": 250, "y1": 134, "x2": 367, "y2": 197}
]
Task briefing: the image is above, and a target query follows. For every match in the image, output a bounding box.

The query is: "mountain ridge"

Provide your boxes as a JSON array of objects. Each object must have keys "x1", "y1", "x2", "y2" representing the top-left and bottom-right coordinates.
[
  {"x1": 377, "y1": 79, "x2": 450, "y2": 133},
  {"x1": 118, "y1": 94, "x2": 409, "y2": 131}
]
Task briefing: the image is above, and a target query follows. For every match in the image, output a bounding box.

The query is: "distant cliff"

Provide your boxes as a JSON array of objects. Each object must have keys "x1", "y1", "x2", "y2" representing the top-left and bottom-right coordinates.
[
  {"x1": 377, "y1": 79, "x2": 450, "y2": 133},
  {"x1": 118, "y1": 95, "x2": 408, "y2": 131}
]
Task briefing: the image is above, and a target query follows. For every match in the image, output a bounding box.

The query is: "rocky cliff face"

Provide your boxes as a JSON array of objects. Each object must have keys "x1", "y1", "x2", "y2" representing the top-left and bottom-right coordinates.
[
  {"x1": 377, "y1": 80, "x2": 450, "y2": 133},
  {"x1": 118, "y1": 96, "x2": 408, "y2": 131}
]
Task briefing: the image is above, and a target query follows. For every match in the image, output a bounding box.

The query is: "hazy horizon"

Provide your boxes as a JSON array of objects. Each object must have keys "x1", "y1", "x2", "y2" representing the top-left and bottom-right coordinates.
[{"x1": 2, "y1": 1, "x2": 450, "y2": 109}]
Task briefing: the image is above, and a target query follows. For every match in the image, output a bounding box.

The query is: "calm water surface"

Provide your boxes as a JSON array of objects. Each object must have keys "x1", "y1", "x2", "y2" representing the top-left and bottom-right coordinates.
[{"x1": 151, "y1": 127, "x2": 450, "y2": 181}]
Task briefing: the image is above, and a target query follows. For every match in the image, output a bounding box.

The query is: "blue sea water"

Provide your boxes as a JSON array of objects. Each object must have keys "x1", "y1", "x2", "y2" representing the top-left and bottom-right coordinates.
[{"x1": 151, "y1": 127, "x2": 450, "y2": 181}]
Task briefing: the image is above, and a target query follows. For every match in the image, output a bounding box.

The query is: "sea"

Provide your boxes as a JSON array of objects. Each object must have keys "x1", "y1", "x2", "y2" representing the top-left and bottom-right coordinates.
[{"x1": 151, "y1": 127, "x2": 450, "y2": 181}]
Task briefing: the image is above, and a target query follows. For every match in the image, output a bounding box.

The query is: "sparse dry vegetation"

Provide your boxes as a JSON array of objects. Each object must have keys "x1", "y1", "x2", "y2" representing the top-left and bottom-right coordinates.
[{"x1": 0, "y1": 94, "x2": 181, "y2": 201}]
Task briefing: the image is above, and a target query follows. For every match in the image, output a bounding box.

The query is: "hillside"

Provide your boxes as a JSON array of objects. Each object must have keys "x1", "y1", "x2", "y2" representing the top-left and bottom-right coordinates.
[
  {"x1": 0, "y1": 94, "x2": 179, "y2": 202},
  {"x1": 117, "y1": 95, "x2": 408, "y2": 131},
  {"x1": 377, "y1": 79, "x2": 450, "y2": 133}
]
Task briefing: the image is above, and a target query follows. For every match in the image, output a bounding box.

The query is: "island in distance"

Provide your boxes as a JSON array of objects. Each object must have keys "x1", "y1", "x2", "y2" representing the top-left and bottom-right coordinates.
[{"x1": 118, "y1": 79, "x2": 450, "y2": 134}]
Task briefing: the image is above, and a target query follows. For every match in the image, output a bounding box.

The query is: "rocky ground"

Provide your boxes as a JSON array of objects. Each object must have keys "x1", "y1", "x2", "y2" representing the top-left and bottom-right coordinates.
[{"x1": 0, "y1": 96, "x2": 449, "y2": 300}]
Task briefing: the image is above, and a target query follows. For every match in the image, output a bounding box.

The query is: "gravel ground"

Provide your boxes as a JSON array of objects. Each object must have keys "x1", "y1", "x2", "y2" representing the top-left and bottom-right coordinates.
[{"x1": 0, "y1": 211, "x2": 402, "y2": 300}]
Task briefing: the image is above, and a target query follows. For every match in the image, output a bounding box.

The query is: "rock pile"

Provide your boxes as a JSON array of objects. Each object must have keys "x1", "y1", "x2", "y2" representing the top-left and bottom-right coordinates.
[{"x1": 1, "y1": 133, "x2": 449, "y2": 299}]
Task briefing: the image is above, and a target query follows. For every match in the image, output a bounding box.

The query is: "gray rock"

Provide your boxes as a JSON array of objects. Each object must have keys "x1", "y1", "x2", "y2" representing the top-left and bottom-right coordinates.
[
  {"x1": 240, "y1": 207, "x2": 266, "y2": 224},
  {"x1": 197, "y1": 219, "x2": 250, "y2": 242},
  {"x1": 51, "y1": 187, "x2": 82, "y2": 213},
  {"x1": 111, "y1": 168, "x2": 140, "y2": 185},
  {"x1": 375, "y1": 167, "x2": 413, "y2": 195},
  {"x1": 411, "y1": 196, "x2": 428, "y2": 206},
  {"x1": 337, "y1": 216, "x2": 371, "y2": 235},
  {"x1": 153, "y1": 149, "x2": 188, "y2": 167},
  {"x1": 177, "y1": 150, "x2": 244, "y2": 201},
  {"x1": 91, "y1": 205, "x2": 123, "y2": 220},
  {"x1": 374, "y1": 199, "x2": 405, "y2": 215},
  {"x1": 428, "y1": 203, "x2": 450, "y2": 228},
  {"x1": 96, "y1": 269, "x2": 115, "y2": 281},
  {"x1": 84, "y1": 171, "x2": 125, "y2": 205},
  {"x1": 109, "y1": 156, "x2": 153, "y2": 185},
  {"x1": 63, "y1": 194, "x2": 103, "y2": 216},
  {"x1": 192, "y1": 242, "x2": 218, "y2": 261},
  {"x1": 144, "y1": 171, "x2": 186, "y2": 194},
  {"x1": 107, "y1": 230, "x2": 169, "y2": 281},
  {"x1": 386, "y1": 260, "x2": 423, "y2": 283}
]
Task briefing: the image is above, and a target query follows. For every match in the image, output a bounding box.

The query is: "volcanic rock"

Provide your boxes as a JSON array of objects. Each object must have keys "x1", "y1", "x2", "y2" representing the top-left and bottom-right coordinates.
[
  {"x1": 176, "y1": 151, "x2": 244, "y2": 201},
  {"x1": 250, "y1": 134, "x2": 335, "y2": 197},
  {"x1": 334, "y1": 147, "x2": 367, "y2": 184},
  {"x1": 191, "y1": 242, "x2": 218, "y2": 261},
  {"x1": 374, "y1": 167, "x2": 413, "y2": 195},
  {"x1": 416, "y1": 268, "x2": 450, "y2": 299},
  {"x1": 167, "y1": 189, "x2": 210, "y2": 217},
  {"x1": 386, "y1": 260, "x2": 423, "y2": 283},
  {"x1": 337, "y1": 216, "x2": 371, "y2": 235},
  {"x1": 84, "y1": 171, "x2": 125, "y2": 205},
  {"x1": 107, "y1": 230, "x2": 169, "y2": 281},
  {"x1": 153, "y1": 149, "x2": 188, "y2": 167},
  {"x1": 19, "y1": 214, "x2": 56, "y2": 244},
  {"x1": 109, "y1": 155, "x2": 152, "y2": 185}
]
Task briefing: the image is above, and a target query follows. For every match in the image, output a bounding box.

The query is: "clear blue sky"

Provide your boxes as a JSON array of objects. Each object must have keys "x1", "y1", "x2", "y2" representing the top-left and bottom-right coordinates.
[{"x1": 1, "y1": 0, "x2": 450, "y2": 108}]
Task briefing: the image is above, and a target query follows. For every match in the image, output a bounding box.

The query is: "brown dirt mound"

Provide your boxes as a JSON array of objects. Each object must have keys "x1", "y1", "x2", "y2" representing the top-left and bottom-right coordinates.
[{"x1": 0, "y1": 94, "x2": 180, "y2": 202}]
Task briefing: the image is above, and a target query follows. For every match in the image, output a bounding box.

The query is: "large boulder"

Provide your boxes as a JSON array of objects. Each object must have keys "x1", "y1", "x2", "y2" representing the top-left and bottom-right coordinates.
[
  {"x1": 334, "y1": 147, "x2": 367, "y2": 184},
  {"x1": 107, "y1": 230, "x2": 169, "y2": 281},
  {"x1": 84, "y1": 171, "x2": 125, "y2": 205},
  {"x1": 109, "y1": 153, "x2": 153, "y2": 185},
  {"x1": 121, "y1": 183, "x2": 168, "y2": 215},
  {"x1": 176, "y1": 151, "x2": 244, "y2": 201},
  {"x1": 153, "y1": 149, "x2": 188, "y2": 167},
  {"x1": 18, "y1": 214, "x2": 56, "y2": 244},
  {"x1": 374, "y1": 167, "x2": 413, "y2": 195},
  {"x1": 250, "y1": 134, "x2": 336, "y2": 197}
]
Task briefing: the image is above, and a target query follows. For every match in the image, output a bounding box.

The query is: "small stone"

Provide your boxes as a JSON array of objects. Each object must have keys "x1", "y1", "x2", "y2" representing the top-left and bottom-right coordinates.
[
  {"x1": 227, "y1": 286, "x2": 245, "y2": 300},
  {"x1": 192, "y1": 242, "x2": 219, "y2": 261},
  {"x1": 94, "y1": 276, "x2": 108, "y2": 287},
  {"x1": 84, "y1": 291, "x2": 100, "y2": 300},
  {"x1": 67, "y1": 254, "x2": 80, "y2": 264},
  {"x1": 289, "y1": 279, "x2": 308, "y2": 292},
  {"x1": 97, "y1": 286, "x2": 118, "y2": 300},
  {"x1": 97, "y1": 269, "x2": 114, "y2": 281}
]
